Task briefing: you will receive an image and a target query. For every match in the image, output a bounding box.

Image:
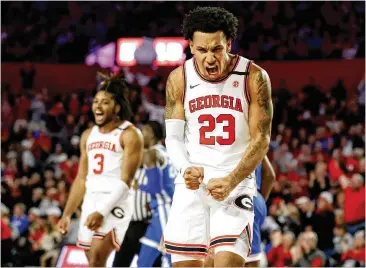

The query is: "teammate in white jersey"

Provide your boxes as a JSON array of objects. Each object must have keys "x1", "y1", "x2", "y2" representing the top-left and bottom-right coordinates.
[
  {"x1": 163, "y1": 6, "x2": 273, "y2": 267},
  {"x1": 57, "y1": 73, "x2": 143, "y2": 267}
]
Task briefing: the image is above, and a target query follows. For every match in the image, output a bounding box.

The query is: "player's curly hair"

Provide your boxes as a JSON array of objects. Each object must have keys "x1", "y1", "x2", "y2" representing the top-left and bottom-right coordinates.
[
  {"x1": 97, "y1": 72, "x2": 133, "y2": 121},
  {"x1": 182, "y1": 6, "x2": 239, "y2": 41}
]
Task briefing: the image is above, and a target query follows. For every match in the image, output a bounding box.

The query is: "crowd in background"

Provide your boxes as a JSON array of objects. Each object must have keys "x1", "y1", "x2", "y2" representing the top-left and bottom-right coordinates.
[
  {"x1": 1, "y1": 1, "x2": 365, "y2": 267},
  {"x1": 1, "y1": 62, "x2": 365, "y2": 266},
  {"x1": 1, "y1": 1, "x2": 365, "y2": 62}
]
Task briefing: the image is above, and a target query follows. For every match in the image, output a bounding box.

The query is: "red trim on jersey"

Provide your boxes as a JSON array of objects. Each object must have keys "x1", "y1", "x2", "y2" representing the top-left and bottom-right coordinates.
[
  {"x1": 193, "y1": 55, "x2": 240, "y2": 84},
  {"x1": 243, "y1": 61, "x2": 252, "y2": 105},
  {"x1": 97, "y1": 120, "x2": 127, "y2": 134}
]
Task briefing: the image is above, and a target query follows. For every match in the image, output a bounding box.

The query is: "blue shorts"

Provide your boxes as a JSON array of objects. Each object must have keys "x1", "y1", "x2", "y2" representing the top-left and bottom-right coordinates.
[
  {"x1": 137, "y1": 206, "x2": 171, "y2": 267},
  {"x1": 250, "y1": 192, "x2": 267, "y2": 256}
]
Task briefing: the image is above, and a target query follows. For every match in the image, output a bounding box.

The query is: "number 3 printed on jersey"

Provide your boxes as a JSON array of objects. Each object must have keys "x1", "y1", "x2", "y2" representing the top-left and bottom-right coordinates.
[
  {"x1": 199, "y1": 114, "x2": 235, "y2": 145},
  {"x1": 93, "y1": 154, "x2": 104, "y2": 174}
]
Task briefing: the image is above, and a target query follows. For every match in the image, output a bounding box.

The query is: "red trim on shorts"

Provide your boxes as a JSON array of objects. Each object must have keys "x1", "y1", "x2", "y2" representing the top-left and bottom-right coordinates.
[
  {"x1": 210, "y1": 242, "x2": 237, "y2": 249},
  {"x1": 210, "y1": 235, "x2": 238, "y2": 242},
  {"x1": 111, "y1": 228, "x2": 121, "y2": 251},
  {"x1": 243, "y1": 224, "x2": 252, "y2": 256},
  {"x1": 164, "y1": 240, "x2": 207, "y2": 248},
  {"x1": 77, "y1": 240, "x2": 91, "y2": 249},
  {"x1": 166, "y1": 249, "x2": 207, "y2": 257}
]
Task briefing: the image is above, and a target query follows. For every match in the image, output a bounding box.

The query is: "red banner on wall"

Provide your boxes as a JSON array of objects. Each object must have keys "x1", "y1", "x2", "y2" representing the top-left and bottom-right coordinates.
[{"x1": 1, "y1": 59, "x2": 364, "y2": 95}]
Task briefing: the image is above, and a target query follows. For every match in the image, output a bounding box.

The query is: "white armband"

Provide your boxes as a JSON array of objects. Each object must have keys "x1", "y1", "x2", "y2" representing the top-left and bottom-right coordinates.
[
  {"x1": 96, "y1": 180, "x2": 129, "y2": 217},
  {"x1": 165, "y1": 119, "x2": 191, "y2": 176}
]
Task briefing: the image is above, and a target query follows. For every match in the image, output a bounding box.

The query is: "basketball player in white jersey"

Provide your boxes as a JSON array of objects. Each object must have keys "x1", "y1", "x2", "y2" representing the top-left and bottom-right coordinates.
[
  {"x1": 163, "y1": 6, "x2": 273, "y2": 267},
  {"x1": 57, "y1": 74, "x2": 143, "y2": 267}
]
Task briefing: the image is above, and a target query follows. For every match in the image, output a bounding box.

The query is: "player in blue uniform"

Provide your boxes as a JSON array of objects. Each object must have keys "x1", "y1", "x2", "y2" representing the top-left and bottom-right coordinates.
[
  {"x1": 137, "y1": 121, "x2": 176, "y2": 267},
  {"x1": 245, "y1": 155, "x2": 275, "y2": 267}
]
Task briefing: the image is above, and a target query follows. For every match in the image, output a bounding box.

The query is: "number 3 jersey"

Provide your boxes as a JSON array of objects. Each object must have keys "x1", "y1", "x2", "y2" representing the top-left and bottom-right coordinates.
[
  {"x1": 182, "y1": 55, "x2": 255, "y2": 189},
  {"x1": 85, "y1": 121, "x2": 132, "y2": 193}
]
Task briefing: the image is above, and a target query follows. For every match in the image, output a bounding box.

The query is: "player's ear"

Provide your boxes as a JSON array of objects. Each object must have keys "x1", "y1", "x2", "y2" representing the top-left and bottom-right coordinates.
[
  {"x1": 114, "y1": 104, "x2": 121, "y2": 115},
  {"x1": 226, "y1": 38, "x2": 232, "y2": 53}
]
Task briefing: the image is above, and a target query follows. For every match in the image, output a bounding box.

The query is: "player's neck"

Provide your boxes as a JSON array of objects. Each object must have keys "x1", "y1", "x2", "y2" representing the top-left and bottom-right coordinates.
[
  {"x1": 223, "y1": 53, "x2": 237, "y2": 74},
  {"x1": 98, "y1": 119, "x2": 123, "y2": 133}
]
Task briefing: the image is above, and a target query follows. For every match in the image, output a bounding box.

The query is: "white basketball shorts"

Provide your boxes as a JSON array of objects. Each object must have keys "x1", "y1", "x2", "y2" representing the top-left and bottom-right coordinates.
[
  {"x1": 77, "y1": 190, "x2": 133, "y2": 251},
  {"x1": 164, "y1": 174, "x2": 255, "y2": 262}
]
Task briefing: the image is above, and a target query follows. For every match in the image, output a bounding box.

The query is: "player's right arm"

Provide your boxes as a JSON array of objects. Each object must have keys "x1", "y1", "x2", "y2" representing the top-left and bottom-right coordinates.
[
  {"x1": 57, "y1": 128, "x2": 91, "y2": 235},
  {"x1": 164, "y1": 67, "x2": 203, "y2": 189},
  {"x1": 260, "y1": 155, "x2": 275, "y2": 201}
]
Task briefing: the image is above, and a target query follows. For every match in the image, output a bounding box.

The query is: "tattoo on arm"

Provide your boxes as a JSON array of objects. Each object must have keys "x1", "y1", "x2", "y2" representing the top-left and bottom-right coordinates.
[
  {"x1": 164, "y1": 76, "x2": 179, "y2": 119},
  {"x1": 229, "y1": 69, "x2": 273, "y2": 185},
  {"x1": 255, "y1": 70, "x2": 272, "y2": 138}
]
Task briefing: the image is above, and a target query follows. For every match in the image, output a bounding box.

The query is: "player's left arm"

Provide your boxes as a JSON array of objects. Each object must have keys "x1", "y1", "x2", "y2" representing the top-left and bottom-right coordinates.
[
  {"x1": 229, "y1": 64, "x2": 273, "y2": 187},
  {"x1": 96, "y1": 126, "x2": 144, "y2": 218},
  {"x1": 120, "y1": 127, "x2": 144, "y2": 186}
]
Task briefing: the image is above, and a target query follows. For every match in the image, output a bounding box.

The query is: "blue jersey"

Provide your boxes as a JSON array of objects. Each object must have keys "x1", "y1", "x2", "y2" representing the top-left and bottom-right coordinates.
[
  {"x1": 139, "y1": 144, "x2": 176, "y2": 210},
  {"x1": 255, "y1": 162, "x2": 262, "y2": 191},
  {"x1": 251, "y1": 162, "x2": 267, "y2": 256}
]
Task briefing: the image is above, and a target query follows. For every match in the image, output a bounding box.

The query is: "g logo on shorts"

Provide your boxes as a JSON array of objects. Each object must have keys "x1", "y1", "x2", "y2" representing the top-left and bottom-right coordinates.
[
  {"x1": 111, "y1": 207, "x2": 125, "y2": 219},
  {"x1": 234, "y1": 194, "x2": 254, "y2": 212}
]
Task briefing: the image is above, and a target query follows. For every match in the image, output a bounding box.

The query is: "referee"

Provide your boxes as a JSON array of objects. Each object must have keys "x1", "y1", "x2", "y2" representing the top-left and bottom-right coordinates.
[{"x1": 112, "y1": 168, "x2": 161, "y2": 267}]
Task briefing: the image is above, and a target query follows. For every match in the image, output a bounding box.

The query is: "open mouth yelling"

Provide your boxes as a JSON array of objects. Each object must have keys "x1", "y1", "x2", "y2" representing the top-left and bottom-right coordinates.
[
  {"x1": 206, "y1": 66, "x2": 219, "y2": 76},
  {"x1": 95, "y1": 110, "x2": 104, "y2": 121}
]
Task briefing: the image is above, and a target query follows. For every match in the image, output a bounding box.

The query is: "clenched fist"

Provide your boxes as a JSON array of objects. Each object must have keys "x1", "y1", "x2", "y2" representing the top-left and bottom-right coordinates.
[
  {"x1": 57, "y1": 216, "x2": 71, "y2": 235},
  {"x1": 85, "y1": 211, "x2": 104, "y2": 231},
  {"x1": 184, "y1": 167, "x2": 204, "y2": 190},
  {"x1": 207, "y1": 176, "x2": 236, "y2": 201}
]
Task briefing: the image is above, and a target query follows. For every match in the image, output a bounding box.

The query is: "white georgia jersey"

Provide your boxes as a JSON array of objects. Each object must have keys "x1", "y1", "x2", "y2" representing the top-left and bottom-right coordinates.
[
  {"x1": 85, "y1": 121, "x2": 132, "y2": 192},
  {"x1": 182, "y1": 55, "x2": 255, "y2": 188}
]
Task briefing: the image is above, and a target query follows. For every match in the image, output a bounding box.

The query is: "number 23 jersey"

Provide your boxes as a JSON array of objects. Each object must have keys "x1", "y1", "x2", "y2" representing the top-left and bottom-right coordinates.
[{"x1": 183, "y1": 55, "x2": 253, "y2": 185}]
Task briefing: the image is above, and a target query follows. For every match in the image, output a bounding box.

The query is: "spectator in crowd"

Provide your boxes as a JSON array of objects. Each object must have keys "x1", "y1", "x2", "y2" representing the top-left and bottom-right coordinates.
[
  {"x1": 266, "y1": 229, "x2": 293, "y2": 267},
  {"x1": 341, "y1": 230, "x2": 365, "y2": 266},
  {"x1": 291, "y1": 231, "x2": 327, "y2": 267},
  {"x1": 340, "y1": 174, "x2": 365, "y2": 234},
  {"x1": 11, "y1": 203, "x2": 29, "y2": 237},
  {"x1": 333, "y1": 224, "x2": 354, "y2": 262}
]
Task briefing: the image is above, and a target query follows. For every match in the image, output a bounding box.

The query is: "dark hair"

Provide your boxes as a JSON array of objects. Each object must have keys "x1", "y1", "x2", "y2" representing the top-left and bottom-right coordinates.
[
  {"x1": 146, "y1": 121, "x2": 164, "y2": 141},
  {"x1": 182, "y1": 6, "x2": 239, "y2": 41},
  {"x1": 97, "y1": 72, "x2": 132, "y2": 121}
]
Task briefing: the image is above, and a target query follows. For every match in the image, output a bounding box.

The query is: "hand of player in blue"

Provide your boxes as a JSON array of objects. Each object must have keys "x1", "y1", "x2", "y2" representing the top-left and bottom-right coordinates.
[
  {"x1": 85, "y1": 211, "x2": 104, "y2": 231},
  {"x1": 207, "y1": 176, "x2": 236, "y2": 201},
  {"x1": 184, "y1": 167, "x2": 204, "y2": 190}
]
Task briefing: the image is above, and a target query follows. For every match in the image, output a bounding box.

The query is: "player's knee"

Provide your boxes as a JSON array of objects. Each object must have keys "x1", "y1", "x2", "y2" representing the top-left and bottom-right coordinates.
[
  {"x1": 88, "y1": 251, "x2": 107, "y2": 267},
  {"x1": 214, "y1": 251, "x2": 244, "y2": 267}
]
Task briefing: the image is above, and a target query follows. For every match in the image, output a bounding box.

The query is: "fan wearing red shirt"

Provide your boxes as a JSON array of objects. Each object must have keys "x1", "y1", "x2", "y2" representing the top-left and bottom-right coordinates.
[{"x1": 340, "y1": 174, "x2": 365, "y2": 234}]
